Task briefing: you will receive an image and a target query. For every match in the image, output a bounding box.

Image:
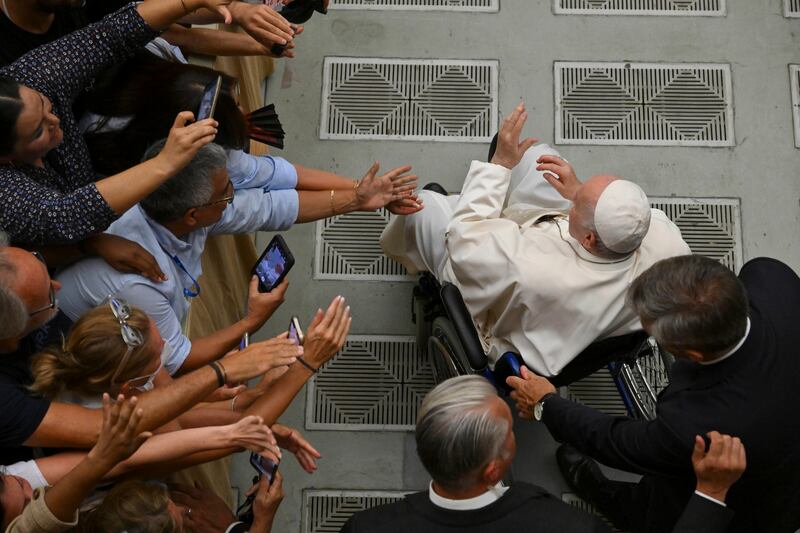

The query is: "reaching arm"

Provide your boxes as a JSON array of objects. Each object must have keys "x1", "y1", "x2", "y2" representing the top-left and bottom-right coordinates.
[{"x1": 162, "y1": 25, "x2": 272, "y2": 57}]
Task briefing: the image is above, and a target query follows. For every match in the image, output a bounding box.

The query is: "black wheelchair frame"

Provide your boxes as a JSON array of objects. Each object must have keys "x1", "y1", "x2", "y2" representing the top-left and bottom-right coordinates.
[{"x1": 412, "y1": 273, "x2": 674, "y2": 420}]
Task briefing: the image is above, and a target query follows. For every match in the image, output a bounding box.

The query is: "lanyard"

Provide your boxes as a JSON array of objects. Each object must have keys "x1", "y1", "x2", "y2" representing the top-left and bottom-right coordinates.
[{"x1": 171, "y1": 255, "x2": 201, "y2": 299}]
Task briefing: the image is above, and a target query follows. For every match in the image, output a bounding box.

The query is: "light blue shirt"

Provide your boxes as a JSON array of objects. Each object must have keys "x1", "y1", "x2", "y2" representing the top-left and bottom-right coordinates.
[{"x1": 56, "y1": 185, "x2": 298, "y2": 374}]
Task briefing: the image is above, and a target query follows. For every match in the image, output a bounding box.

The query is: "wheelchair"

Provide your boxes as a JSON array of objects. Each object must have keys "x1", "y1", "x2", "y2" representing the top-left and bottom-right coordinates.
[{"x1": 412, "y1": 273, "x2": 674, "y2": 421}]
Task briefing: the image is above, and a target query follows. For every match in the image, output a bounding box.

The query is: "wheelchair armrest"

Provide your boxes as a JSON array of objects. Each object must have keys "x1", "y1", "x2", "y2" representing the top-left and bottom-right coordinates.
[{"x1": 440, "y1": 282, "x2": 488, "y2": 372}]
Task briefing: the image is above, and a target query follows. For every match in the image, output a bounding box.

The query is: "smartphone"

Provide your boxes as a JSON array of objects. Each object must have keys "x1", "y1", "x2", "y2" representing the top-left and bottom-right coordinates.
[
  {"x1": 288, "y1": 316, "x2": 304, "y2": 346},
  {"x1": 252, "y1": 235, "x2": 294, "y2": 293},
  {"x1": 249, "y1": 452, "x2": 279, "y2": 484},
  {"x1": 197, "y1": 75, "x2": 223, "y2": 121}
]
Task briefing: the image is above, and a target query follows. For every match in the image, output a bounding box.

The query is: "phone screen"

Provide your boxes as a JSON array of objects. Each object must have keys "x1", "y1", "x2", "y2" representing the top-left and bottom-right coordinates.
[
  {"x1": 197, "y1": 77, "x2": 222, "y2": 121},
  {"x1": 255, "y1": 240, "x2": 287, "y2": 292},
  {"x1": 250, "y1": 452, "x2": 279, "y2": 484},
  {"x1": 288, "y1": 318, "x2": 303, "y2": 346}
]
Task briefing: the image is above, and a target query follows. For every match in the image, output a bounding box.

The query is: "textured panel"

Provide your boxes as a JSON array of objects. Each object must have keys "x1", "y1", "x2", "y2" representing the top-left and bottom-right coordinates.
[
  {"x1": 304, "y1": 490, "x2": 409, "y2": 533},
  {"x1": 555, "y1": 0, "x2": 724, "y2": 15},
  {"x1": 650, "y1": 197, "x2": 742, "y2": 270},
  {"x1": 791, "y1": 66, "x2": 800, "y2": 147},
  {"x1": 786, "y1": 0, "x2": 800, "y2": 17},
  {"x1": 306, "y1": 336, "x2": 436, "y2": 430},
  {"x1": 330, "y1": 0, "x2": 498, "y2": 11},
  {"x1": 321, "y1": 57, "x2": 498, "y2": 142},
  {"x1": 555, "y1": 62, "x2": 734, "y2": 146},
  {"x1": 314, "y1": 209, "x2": 413, "y2": 281},
  {"x1": 566, "y1": 367, "x2": 629, "y2": 416},
  {"x1": 562, "y1": 494, "x2": 625, "y2": 532}
]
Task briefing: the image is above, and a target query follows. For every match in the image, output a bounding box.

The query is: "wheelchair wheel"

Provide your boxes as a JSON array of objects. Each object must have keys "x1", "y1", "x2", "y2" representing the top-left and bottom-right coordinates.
[
  {"x1": 427, "y1": 317, "x2": 471, "y2": 384},
  {"x1": 619, "y1": 338, "x2": 674, "y2": 420}
]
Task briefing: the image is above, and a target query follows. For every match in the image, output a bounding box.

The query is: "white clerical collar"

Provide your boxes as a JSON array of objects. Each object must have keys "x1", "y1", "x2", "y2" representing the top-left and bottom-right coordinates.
[
  {"x1": 428, "y1": 482, "x2": 509, "y2": 511},
  {"x1": 699, "y1": 318, "x2": 751, "y2": 366}
]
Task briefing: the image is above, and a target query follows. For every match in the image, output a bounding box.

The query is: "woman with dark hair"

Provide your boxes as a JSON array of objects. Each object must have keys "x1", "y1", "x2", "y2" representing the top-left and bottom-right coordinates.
[
  {"x1": 83, "y1": 52, "x2": 425, "y2": 223},
  {"x1": 0, "y1": 0, "x2": 232, "y2": 247}
]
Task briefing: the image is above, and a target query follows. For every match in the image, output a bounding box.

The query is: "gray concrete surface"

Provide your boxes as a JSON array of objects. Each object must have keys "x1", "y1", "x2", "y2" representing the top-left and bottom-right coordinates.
[{"x1": 228, "y1": 2, "x2": 800, "y2": 531}]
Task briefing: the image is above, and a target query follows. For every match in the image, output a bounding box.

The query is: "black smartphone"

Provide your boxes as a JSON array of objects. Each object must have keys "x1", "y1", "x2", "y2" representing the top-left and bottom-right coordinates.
[
  {"x1": 252, "y1": 235, "x2": 294, "y2": 293},
  {"x1": 249, "y1": 452, "x2": 279, "y2": 484},
  {"x1": 288, "y1": 316, "x2": 304, "y2": 346},
  {"x1": 197, "y1": 75, "x2": 223, "y2": 121}
]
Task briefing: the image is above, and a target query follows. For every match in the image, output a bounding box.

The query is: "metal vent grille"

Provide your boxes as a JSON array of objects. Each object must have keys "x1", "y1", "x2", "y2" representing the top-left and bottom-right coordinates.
[
  {"x1": 562, "y1": 494, "x2": 625, "y2": 532},
  {"x1": 791, "y1": 66, "x2": 800, "y2": 147},
  {"x1": 330, "y1": 0, "x2": 498, "y2": 11},
  {"x1": 786, "y1": 0, "x2": 800, "y2": 17},
  {"x1": 566, "y1": 367, "x2": 629, "y2": 416},
  {"x1": 321, "y1": 57, "x2": 498, "y2": 142},
  {"x1": 306, "y1": 336, "x2": 436, "y2": 430},
  {"x1": 554, "y1": 0, "x2": 725, "y2": 16},
  {"x1": 304, "y1": 490, "x2": 409, "y2": 533},
  {"x1": 650, "y1": 197, "x2": 742, "y2": 270},
  {"x1": 314, "y1": 209, "x2": 413, "y2": 281},
  {"x1": 555, "y1": 62, "x2": 734, "y2": 147}
]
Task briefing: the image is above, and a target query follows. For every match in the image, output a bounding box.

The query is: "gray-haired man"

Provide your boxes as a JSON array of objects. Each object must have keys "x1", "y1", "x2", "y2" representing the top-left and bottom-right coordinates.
[{"x1": 341, "y1": 375, "x2": 610, "y2": 533}]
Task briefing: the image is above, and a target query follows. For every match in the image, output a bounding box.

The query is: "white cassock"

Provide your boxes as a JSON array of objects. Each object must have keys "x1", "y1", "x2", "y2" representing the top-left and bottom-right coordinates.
[{"x1": 380, "y1": 144, "x2": 691, "y2": 377}]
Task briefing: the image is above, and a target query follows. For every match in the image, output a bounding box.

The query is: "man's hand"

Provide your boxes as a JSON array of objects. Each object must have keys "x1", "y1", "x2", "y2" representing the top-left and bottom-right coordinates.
[
  {"x1": 506, "y1": 366, "x2": 557, "y2": 420},
  {"x1": 172, "y1": 482, "x2": 236, "y2": 533},
  {"x1": 230, "y1": 1, "x2": 295, "y2": 47},
  {"x1": 86, "y1": 394, "x2": 153, "y2": 470},
  {"x1": 250, "y1": 472, "x2": 285, "y2": 532},
  {"x1": 536, "y1": 154, "x2": 582, "y2": 202},
  {"x1": 356, "y1": 163, "x2": 418, "y2": 211},
  {"x1": 692, "y1": 431, "x2": 747, "y2": 503},
  {"x1": 303, "y1": 296, "x2": 352, "y2": 368},
  {"x1": 85, "y1": 234, "x2": 166, "y2": 283},
  {"x1": 490, "y1": 103, "x2": 539, "y2": 170},
  {"x1": 272, "y1": 423, "x2": 321, "y2": 473},
  {"x1": 224, "y1": 334, "x2": 302, "y2": 383},
  {"x1": 245, "y1": 275, "x2": 288, "y2": 332}
]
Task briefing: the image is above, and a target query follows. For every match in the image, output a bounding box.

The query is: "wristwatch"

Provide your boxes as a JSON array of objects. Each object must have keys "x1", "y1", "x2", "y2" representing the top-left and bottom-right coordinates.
[{"x1": 534, "y1": 392, "x2": 557, "y2": 421}]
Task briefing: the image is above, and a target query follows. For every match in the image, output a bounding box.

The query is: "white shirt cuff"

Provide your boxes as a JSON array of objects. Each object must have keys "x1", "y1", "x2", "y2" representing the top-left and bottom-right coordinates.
[{"x1": 694, "y1": 490, "x2": 727, "y2": 507}]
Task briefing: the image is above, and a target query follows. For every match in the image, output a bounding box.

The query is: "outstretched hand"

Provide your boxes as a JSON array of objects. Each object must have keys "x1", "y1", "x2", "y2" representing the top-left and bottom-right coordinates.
[
  {"x1": 87, "y1": 394, "x2": 153, "y2": 470},
  {"x1": 536, "y1": 154, "x2": 582, "y2": 201},
  {"x1": 490, "y1": 103, "x2": 539, "y2": 170},
  {"x1": 302, "y1": 296, "x2": 352, "y2": 367},
  {"x1": 356, "y1": 163, "x2": 418, "y2": 211},
  {"x1": 272, "y1": 423, "x2": 321, "y2": 473},
  {"x1": 692, "y1": 431, "x2": 747, "y2": 503},
  {"x1": 507, "y1": 366, "x2": 556, "y2": 420}
]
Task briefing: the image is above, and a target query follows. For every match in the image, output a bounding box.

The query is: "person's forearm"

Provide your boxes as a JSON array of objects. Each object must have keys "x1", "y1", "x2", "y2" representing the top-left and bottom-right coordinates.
[
  {"x1": 95, "y1": 157, "x2": 175, "y2": 215},
  {"x1": 137, "y1": 0, "x2": 214, "y2": 31},
  {"x1": 118, "y1": 447, "x2": 239, "y2": 479},
  {"x1": 243, "y1": 364, "x2": 313, "y2": 426},
  {"x1": 163, "y1": 25, "x2": 269, "y2": 56},
  {"x1": 178, "y1": 319, "x2": 253, "y2": 373},
  {"x1": 177, "y1": 407, "x2": 241, "y2": 428},
  {"x1": 296, "y1": 189, "x2": 359, "y2": 223},
  {"x1": 44, "y1": 457, "x2": 111, "y2": 522},
  {"x1": 295, "y1": 165, "x2": 358, "y2": 191},
  {"x1": 136, "y1": 366, "x2": 221, "y2": 429},
  {"x1": 251, "y1": 514, "x2": 276, "y2": 533}
]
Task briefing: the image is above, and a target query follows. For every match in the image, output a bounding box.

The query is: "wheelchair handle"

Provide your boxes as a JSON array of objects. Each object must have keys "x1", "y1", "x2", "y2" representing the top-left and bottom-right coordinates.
[{"x1": 440, "y1": 282, "x2": 489, "y2": 372}]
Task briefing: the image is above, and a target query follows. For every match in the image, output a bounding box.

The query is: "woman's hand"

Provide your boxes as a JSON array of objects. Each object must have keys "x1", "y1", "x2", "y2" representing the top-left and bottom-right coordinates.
[
  {"x1": 387, "y1": 194, "x2": 424, "y2": 216},
  {"x1": 230, "y1": 1, "x2": 295, "y2": 46},
  {"x1": 222, "y1": 415, "x2": 282, "y2": 464},
  {"x1": 195, "y1": 0, "x2": 234, "y2": 24},
  {"x1": 272, "y1": 423, "x2": 321, "y2": 473},
  {"x1": 86, "y1": 394, "x2": 153, "y2": 470},
  {"x1": 302, "y1": 296, "x2": 352, "y2": 368},
  {"x1": 155, "y1": 112, "x2": 218, "y2": 176},
  {"x1": 356, "y1": 163, "x2": 418, "y2": 211},
  {"x1": 244, "y1": 275, "x2": 289, "y2": 332},
  {"x1": 85, "y1": 234, "x2": 166, "y2": 283}
]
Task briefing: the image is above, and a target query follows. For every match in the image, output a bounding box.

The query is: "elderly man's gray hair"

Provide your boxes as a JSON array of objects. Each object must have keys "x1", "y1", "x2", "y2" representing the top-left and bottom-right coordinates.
[
  {"x1": 0, "y1": 233, "x2": 28, "y2": 340},
  {"x1": 415, "y1": 375, "x2": 509, "y2": 491},
  {"x1": 139, "y1": 140, "x2": 228, "y2": 223}
]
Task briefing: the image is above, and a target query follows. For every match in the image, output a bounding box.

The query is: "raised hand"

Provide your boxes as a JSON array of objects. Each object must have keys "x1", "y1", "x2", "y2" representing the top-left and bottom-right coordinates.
[
  {"x1": 84, "y1": 234, "x2": 166, "y2": 283},
  {"x1": 231, "y1": 2, "x2": 295, "y2": 47},
  {"x1": 224, "y1": 334, "x2": 303, "y2": 383},
  {"x1": 245, "y1": 275, "x2": 289, "y2": 332},
  {"x1": 87, "y1": 393, "x2": 153, "y2": 470},
  {"x1": 692, "y1": 431, "x2": 747, "y2": 502},
  {"x1": 226, "y1": 415, "x2": 281, "y2": 464},
  {"x1": 302, "y1": 296, "x2": 352, "y2": 368},
  {"x1": 536, "y1": 154, "x2": 582, "y2": 201},
  {"x1": 356, "y1": 163, "x2": 418, "y2": 211},
  {"x1": 156, "y1": 112, "x2": 218, "y2": 175},
  {"x1": 490, "y1": 103, "x2": 539, "y2": 170},
  {"x1": 272, "y1": 423, "x2": 321, "y2": 473}
]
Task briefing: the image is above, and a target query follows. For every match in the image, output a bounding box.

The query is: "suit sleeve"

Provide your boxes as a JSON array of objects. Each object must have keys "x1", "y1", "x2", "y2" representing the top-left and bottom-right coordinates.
[
  {"x1": 542, "y1": 395, "x2": 691, "y2": 476},
  {"x1": 671, "y1": 494, "x2": 734, "y2": 533}
]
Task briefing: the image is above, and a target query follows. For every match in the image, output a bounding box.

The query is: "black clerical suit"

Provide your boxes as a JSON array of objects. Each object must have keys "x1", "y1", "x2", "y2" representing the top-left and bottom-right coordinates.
[
  {"x1": 541, "y1": 258, "x2": 800, "y2": 533},
  {"x1": 672, "y1": 494, "x2": 735, "y2": 533},
  {"x1": 340, "y1": 483, "x2": 610, "y2": 533}
]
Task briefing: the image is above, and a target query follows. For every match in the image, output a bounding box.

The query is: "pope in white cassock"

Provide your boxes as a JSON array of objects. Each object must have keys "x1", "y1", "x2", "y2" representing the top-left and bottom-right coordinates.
[{"x1": 381, "y1": 104, "x2": 691, "y2": 377}]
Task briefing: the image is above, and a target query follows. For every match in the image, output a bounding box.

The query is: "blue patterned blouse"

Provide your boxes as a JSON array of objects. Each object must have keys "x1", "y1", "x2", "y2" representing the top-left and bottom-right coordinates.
[{"x1": 0, "y1": 4, "x2": 157, "y2": 245}]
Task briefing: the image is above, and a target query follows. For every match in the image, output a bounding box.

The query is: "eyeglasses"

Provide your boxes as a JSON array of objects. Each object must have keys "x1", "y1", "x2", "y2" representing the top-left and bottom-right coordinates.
[
  {"x1": 28, "y1": 252, "x2": 57, "y2": 317},
  {"x1": 198, "y1": 179, "x2": 234, "y2": 209},
  {"x1": 108, "y1": 296, "x2": 145, "y2": 385}
]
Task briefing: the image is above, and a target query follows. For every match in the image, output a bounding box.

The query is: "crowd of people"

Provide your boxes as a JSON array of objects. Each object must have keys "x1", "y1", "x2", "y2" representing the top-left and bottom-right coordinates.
[{"x1": 0, "y1": 0, "x2": 798, "y2": 532}]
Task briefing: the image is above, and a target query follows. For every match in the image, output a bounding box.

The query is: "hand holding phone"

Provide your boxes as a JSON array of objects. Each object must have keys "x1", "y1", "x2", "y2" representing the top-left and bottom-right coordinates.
[
  {"x1": 252, "y1": 235, "x2": 295, "y2": 293},
  {"x1": 197, "y1": 75, "x2": 223, "y2": 122},
  {"x1": 250, "y1": 452, "x2": 279, "y2": 484},
  {"x1": 288, "y1": 316, "x2": 304, "y2": 346}
]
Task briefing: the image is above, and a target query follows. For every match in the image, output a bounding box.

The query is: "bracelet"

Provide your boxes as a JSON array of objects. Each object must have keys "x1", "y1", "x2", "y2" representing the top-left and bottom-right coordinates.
[
  {"x1": 179, "y1": 0, "x2": 191, "y2": 14},
  {"x1": 296, "y1": 357, "x2": 318, "y2": 374},
  {"x1": 330, "y1": 189, "x2": 336, "y2": 217},
  {"x1": 217, "y1": 360, "x2": 228, "y2": 385},
  {"x1": 209, "y1": 362, "x2": 225, "y2": 387}
]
